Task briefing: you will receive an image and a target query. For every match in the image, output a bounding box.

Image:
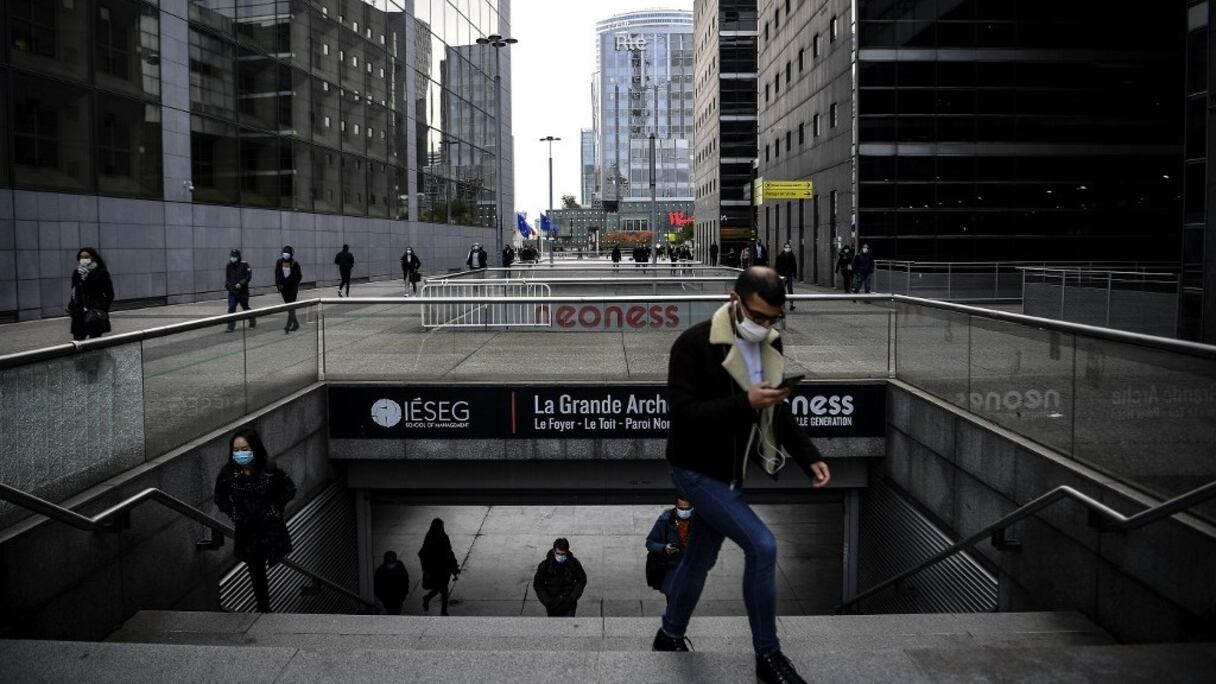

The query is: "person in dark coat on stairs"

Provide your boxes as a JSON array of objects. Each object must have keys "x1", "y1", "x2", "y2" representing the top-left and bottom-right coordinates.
[
  {"x1": 213, "y1": 427, "x2": 297, "y2": 613},
  {"x1": 533, "y1": 538, "x2": 587, "y2": 617},
  {"x1": 275, "y1": 245, "x2": 302, "y2": 333},
  {"x1": 67, "y1": 247, "x2": 114, "y2": 341},
  {"x1": 418, "y1": 518, "x2": 460, "y2": 615},
  {"x1": 645, "y1": 496, "x2": 695, "y2": 596},
  {"x1": 374, "y1": 550, "x2": 410, "y2": 615}
]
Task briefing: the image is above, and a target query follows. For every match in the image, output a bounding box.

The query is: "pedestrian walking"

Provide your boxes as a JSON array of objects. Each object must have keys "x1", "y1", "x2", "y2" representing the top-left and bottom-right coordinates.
[
  {"x1": 418, "y1": 518, "x2": 460, "y2": 615},
  {"x1": 275, "y1": 246, "x2": 302, "y2": 333},
  {"x1": 740, "y1": 246, "x2": 753, "y2": 269},
  {"x1": 466, "y1": 243, "x2": 487, "y2": 270},
  {"x1": 225, "y1": 249, "x2": 256, "y2": 332},
  {"x1": 835, "y1": 245, "x2": 855, "y2": 294},
  {"x1": 503, "y1": 244, "x2": 516, "y2": 273},
  {"x1": 611, "y1": 245, "x2": 622, "y2": 269},
  {"x1": 645, "y1": 496, "x2": 695, "y2": 596},
  {"x1": 775, "y1": 242, "x2": 798, "y2": 310},
  {"x1": 67, "y1": 247, "x2": 114, "y2": 342},
  {"x1": 709, "y1": 243, "x2": 719, "y2": 266},
  {"x1": 374, "y1": 550, "x2": 410, "y2": 615},
  {"x1": 213, "y1": 428, "x2": 297, "y2": 613},
  {"x1": 401, "y1": 247, "x2": 422, "y2": 297},
  {"x1": 652, "y1": 267, "x2": 831, "y2": 684},
  {"x1": 334, "y1": 244, "x2": 354, "y2": 297},
  {"x1": 753, "y1": 241, "x2": 768, "y2": 266},
  {"x1": 532, "y1": 538, "x2": 586, "y2": 617},
  {"x1": 853, "y1": 243, "x2": 875, "y2": 294}
]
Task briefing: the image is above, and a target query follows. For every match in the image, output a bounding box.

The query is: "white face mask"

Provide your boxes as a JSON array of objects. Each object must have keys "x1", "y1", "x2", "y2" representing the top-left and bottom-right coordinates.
[
  {"x1": 282, "y1": 252, "x2": 292, "y2": 260},
  {"x1": 734, "y1": 302, "x2": 770, "y2": 343},
  {"x1": 230, "y1": 256, "x2": 238, "y2": 263},
  {"x1": 784, "y1": 247, "x2": 791, "y2": 253},
  {"x1": 79, "y1": 258, "x2": 92, "y2": 266},
  {"x1": 862, "y1": 247, "x2": 869, "y2": 253},
  {"x1": 675, "y1": 508, "x2": 693, "y2": 520}
]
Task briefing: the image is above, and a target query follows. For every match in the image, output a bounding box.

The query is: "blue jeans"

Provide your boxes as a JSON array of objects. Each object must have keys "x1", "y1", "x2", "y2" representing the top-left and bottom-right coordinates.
[
  {"x1": 227, "y1": 291, "x2": 251, "y2": 330},
  {"x1": 661, "y1": 466, "x2": 780, "y2": 656}
]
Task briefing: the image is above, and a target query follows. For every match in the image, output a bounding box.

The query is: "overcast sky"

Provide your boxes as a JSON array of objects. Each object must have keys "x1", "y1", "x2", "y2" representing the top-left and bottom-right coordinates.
[{"x1": 509, "y1": 1, "x2": 693, "y2": 218}]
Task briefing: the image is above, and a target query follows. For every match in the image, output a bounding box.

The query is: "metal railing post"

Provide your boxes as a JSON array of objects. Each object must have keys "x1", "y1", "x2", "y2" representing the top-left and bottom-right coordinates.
[
  {"x1": 947, "y1": 263, "x2": 953, "y2": 300},
  {"x1": 1105, "y1": 272, "x2": 1113, "y2": 328}
]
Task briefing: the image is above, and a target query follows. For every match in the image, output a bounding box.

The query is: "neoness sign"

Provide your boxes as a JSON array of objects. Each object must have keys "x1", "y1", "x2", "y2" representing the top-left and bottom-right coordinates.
[
  {"x1": 538, "y1": 304, "x2": 682, "y2": 330},
  {"x1": 329, "y1": 383, "x2": 885, "y2": 439}
]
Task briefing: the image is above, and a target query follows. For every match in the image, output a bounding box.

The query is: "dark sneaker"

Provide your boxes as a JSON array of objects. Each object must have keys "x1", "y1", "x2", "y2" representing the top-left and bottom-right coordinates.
[
  {"x1": 756, "y1": 651, "x2": 805, "y2": 684},
  {"x1": 652, "y1": 628, "x2": 692, "y2": 652}
]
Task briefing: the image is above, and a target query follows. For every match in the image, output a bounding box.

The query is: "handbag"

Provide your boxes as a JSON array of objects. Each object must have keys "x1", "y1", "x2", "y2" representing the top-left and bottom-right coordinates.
[
  {"x1": 83, "y1": 308, "x2": 109, "y2": 328},
  {"x1": 409, "y1": 270, "x2": 421, "y2": 283},
  {"x1": 645, "y1": 551, "x2": 667, "y2": 591}
]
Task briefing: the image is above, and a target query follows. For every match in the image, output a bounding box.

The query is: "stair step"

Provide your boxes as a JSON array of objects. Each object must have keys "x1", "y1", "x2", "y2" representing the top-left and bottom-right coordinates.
[
  {"x1": 104, "y1": 610, "x2": 1113, "y2": 655},
  {"x1": 4, "y1": 639, "x2": 1215, "y2": 683}
]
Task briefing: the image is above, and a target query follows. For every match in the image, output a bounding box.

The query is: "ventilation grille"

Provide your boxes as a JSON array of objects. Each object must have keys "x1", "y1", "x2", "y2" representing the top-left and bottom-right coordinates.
[{"x1": 857, "y1": 477, "x2": 998, "y2": 613}]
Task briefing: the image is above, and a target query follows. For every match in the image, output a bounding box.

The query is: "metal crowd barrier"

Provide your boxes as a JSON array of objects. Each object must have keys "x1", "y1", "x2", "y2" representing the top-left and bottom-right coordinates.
[{"x1": 418, "y1": 280, "x2": 553, "y2": 328}]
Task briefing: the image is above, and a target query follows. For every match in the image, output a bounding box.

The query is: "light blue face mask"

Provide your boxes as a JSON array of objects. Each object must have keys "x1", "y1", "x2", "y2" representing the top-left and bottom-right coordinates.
[
  {"x1": 232, "y1": 450, "x2": 254, "y2": 466},
  {"x1": 676, "y1": 508, "x2": 693, "y2": 520},
  {"x1": 554, "y1": 553, "x2": 567, "y2": 563}
]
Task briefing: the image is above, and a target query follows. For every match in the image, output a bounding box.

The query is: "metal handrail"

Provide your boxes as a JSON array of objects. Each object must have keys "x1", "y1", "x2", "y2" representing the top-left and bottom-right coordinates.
[
  {"x1": 5, "y1": 291, "x2": 1216, "y2": 369},
  {"x1": 0, "y1": 481, "x2": 374, "y2": 609},
  {"x1": 834, "y1": 478, "x2": 1216, "y2": 614}
]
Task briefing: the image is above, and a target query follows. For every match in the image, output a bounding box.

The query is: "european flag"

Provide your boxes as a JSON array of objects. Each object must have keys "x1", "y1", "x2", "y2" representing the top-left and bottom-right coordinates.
[
  {"x1": 539, "y1": 213, "x2": 551, "y2": 236},
  {"x1": 517, "y1": 212, "x2": 533, "y2": 238}
]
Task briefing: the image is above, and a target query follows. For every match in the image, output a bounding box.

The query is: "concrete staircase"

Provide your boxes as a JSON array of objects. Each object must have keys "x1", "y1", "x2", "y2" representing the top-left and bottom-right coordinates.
[{"x1": 1, "y1": 611, "x2": 1213, "y2": 682}]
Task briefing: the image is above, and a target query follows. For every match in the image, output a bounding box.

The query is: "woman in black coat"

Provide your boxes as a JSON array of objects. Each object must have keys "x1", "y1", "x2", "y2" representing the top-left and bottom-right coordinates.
[
  {"x1": 68, "y1": 247, "x2": 115, "y2": 341},
  {"x1": 275, "y1": 245, "x2": 303, "y2": 333},
  {"x1": 213, "y1": 428, "x2": 297, "y2": 612},
  {"x1": 418, "y1": 518, "x2": 460, "y2": 615},
  {"x1": 401, "y1": 247, "x2": 422, "y2": 297}
]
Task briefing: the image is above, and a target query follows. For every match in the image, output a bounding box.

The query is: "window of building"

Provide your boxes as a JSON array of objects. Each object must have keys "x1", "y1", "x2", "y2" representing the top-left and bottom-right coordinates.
[
  {"x1": 775, "y1": 75, "x2": 780, "y2": 95},
  {"x1": 12, "y1": 74, "x2": 95, "y2": 192},
  {"x1": 785, "y1": 62, "x2": 791, "y2": 84},
  {"x1": 191, "y1": 115, "x2": 238, "y2": 204},
  {"x1": 813, "y1": 33, "x2": 821, "y2": 58},
  {"x1": 775, "y1": 8, "x2": 780, "y2": 30},
  {"x1": 798, "y1": 49, "x2": 804, "y2": 72},
  {"x1": 765, "y1": 143, "x2": 770, "y2": 162},
  {"x1": 764, "y1": 22, "x2": 769, "y2": 42},
  {"x1": 765, "y1": 83, "x2": 770, "y2": 103},
  {"x1": 813, "y1": 113, "x2": 821, "y2": 137},
  {"x1": 799, "y1": 123, "x2": 805, "y2": 145},
  {"x1": 10, "y1": 0, "x2": 90, "y2": 82},
  {"x1": 786, "y1": 131, "x2": 792, "y2": 152},
  {"x1": 774, "y1": 138, "x2": 780, "y2": 158},
  {"x1": 830, "y1": 16, "x2": 838, "y2": 42},
  {"x1": 830, "y1": 102, "x2": 838, "y2": 128},
  {"x1": 97, "y1": 94, "x2": 162, "y2": 197}
]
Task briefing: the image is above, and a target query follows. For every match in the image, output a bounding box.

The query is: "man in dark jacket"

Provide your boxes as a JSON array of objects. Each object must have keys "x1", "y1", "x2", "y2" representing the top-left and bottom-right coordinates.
[
  {"x1": 651, "y1": 267, "x2": 830, "y2": 684},
  {"x1": 645, "y1": 496, "x2": 695, "y2": 596},
  {"x1": 709, "y1": 242, "x2": 719, "y2": 266},
  {"x1": 752, "y1": 240, "x2": 768, "y2": 266},
  {"x1": 611, "y1": 245, "x2": 622, "y2": 268},
  {"x1": 835, "y1": 245, "x2": 855, "y2": 294},
  {"x1": 374, "y1": 550, "x2": 410, "y2": 615},
  {"x1": 503, "y1": 244, "x2": 515, "y2": 272},
  {"x1": 774, "y1": 242, "x2": 798, "y2": 311},
  {"x1": 466, "y1": 243, "x2": 487, "y2": 270},
  {"x1": 532, "y1": 538, "x2": 587, "y2": 617},
  {"x1": 226, "y1": 249, "x2": 255, "y2": 332},
  {"x1": 852, "y1": 243, "x2": 875, "y2": 294},
  {"x1": 334, "y1": 244, "x2": 355, "y2": 297}
]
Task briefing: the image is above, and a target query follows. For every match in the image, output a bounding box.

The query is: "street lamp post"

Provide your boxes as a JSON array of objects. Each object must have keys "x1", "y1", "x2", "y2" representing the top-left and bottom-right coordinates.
[
  {"x1": 476, "y1": 33, "x2": 517, "y2": 268},
  {"x1": 539, "y1": 135, "x2": 561, "y2": 263}
]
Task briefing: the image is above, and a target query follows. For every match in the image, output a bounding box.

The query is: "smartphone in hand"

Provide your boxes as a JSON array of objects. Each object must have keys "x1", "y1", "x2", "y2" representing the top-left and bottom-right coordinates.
[{"x1": 776, "y1": 374, "x2": 806, "y2": 390}]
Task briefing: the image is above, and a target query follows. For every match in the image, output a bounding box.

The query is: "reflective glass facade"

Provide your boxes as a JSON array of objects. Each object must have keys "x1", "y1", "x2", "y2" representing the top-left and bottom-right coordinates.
[
  {"x1": 1, "y1": 0, "x2": 163, "y2": 196},
  {"x1": 0, "y1": 0, "x2": 507, "y2": 229},
  {"x1": 180, "y1": 0, "x2": 503, "y2": 225},
  {"x1": 594, "y1": 10, "x2": 694, "y2": 209},
  {"x1": 855, "y1": 0, "x2": 1185, "y2": 261}
]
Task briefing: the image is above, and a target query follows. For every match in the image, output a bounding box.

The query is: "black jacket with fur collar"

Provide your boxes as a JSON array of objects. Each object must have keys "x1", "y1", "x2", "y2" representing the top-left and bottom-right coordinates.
[{"x1": 665, "y1": 304, "x2": 823, "y2": 487}]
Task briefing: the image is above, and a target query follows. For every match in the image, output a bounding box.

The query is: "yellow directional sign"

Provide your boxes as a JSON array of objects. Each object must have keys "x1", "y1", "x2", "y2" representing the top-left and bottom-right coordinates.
[{"x1": 761, "y1": 180, "x2": 814, "y2": 201}]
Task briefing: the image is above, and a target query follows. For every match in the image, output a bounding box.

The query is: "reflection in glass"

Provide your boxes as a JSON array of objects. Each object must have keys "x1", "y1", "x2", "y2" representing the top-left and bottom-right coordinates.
[
  {"x1": 191, "y1": 115, "x2": 239, "y2": 203},
  {"x1": 9, "y1": 0, "x2": 90, "y2": 82},
  {"x1": 94, "y1": 0, "x2": 161, "y2": 100},
  {"x1": 97, "y1": 94, "x2": 163, "y2": 197},
  {"x1": 12, "y1": 74, "x2": 94, "y2": 192}
]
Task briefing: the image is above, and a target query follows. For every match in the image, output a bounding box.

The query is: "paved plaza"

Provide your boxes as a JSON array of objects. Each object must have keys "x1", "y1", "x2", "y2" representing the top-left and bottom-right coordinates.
[{"x1": 370, "y1": 503, "x2": 843, "y2": 618}]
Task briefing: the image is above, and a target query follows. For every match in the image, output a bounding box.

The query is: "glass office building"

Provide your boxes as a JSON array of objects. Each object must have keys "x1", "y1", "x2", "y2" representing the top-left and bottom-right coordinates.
[
  {"x1": 594, "y1": 9, "x2": 694, "y2": 221},
  {"x1": 0, "y1": 0, "x2": 512, "y2": 319}
]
